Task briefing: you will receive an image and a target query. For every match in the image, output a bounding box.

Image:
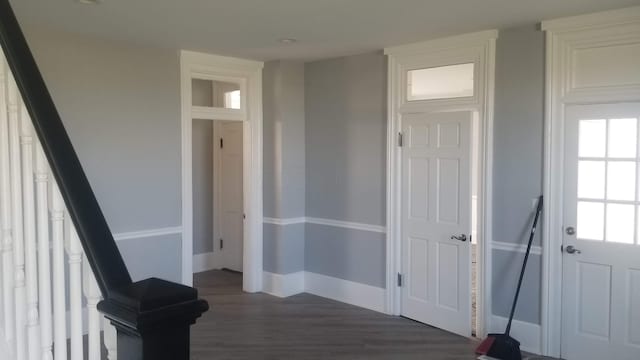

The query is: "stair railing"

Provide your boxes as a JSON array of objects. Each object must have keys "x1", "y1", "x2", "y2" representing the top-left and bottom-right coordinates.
[{"x1": 0, "y1": 1, "x2": 209, "y2": 359}]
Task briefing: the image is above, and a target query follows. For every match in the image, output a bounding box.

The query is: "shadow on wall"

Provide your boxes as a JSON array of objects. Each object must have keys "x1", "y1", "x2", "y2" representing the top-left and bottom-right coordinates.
[
  {"x1": 304, "y1": 51, "x2": 388, "y2": 287},
  {"x1": 492, "y1": 209, "x2": 542, "y2": 324}
]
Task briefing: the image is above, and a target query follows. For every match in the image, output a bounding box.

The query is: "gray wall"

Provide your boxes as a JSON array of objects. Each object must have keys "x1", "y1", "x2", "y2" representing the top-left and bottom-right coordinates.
[
  {"x1": 192, "y1": 119, "x2": 214, "y2": 255},
  {"x1": 305, "y1": 52, "x2": 387, "y2": 226},
  {"x1": 24, "y1": 26, "x2": 183, "y2": 282},
  {"x1": 263, "y1": 60, "x2": 306, "y2": 274},
  {"x1": 491, "y1": 25, "x2": 545, "y2": 324},
  {"x1": 305, "y1": 224, "x2": 386, "y2": 287},
  {"x1": 304, "y1": 52, "x2": 387, "y2": 287},
  {"x1": 23, "y1": 23, "x2": 547, "y2": 321},
  {"x1": 263, "y1": 223, "x2": 305, "y2": 274}
]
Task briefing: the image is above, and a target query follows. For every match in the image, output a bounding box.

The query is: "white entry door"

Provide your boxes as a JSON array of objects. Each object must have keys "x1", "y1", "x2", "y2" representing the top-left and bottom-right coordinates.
[
  {"x1": 562, "y1": 103, "x2": 640, "y2": 360},
  {"x1": 400, "y1": 110, "x2": 472, "y2": 337},
  {"x1": 219, "y1": 121, "x2": 244, "y2": 272}
]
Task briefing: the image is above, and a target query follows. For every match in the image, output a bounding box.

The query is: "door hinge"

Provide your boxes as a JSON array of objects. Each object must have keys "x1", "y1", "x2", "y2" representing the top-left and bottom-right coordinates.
[
  {"x1": 397, "y1": 273, "x2": 403, "y2": 287},
  {"x1": 220, "y1": 138, "x2": 224, "y2": 149},
  {"x1": 220, "y1": 238, "x2": 224, "y2": 249},
  {"x1": 398, "y1": 132, "x2": 404, "y2": 147}
]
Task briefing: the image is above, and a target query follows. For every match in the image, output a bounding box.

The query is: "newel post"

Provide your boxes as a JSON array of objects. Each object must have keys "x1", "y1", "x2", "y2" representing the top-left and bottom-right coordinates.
[{"x1": 97, "y1": 278, "x2": 209, "y2": 360}]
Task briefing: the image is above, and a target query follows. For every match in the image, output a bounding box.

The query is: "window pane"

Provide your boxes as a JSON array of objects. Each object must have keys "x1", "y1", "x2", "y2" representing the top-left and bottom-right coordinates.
[
  {"x1": 578, "y1": 161, "x2": 605, "y2": 199},
  {"x1": 579, "y1": 119, "x2": 606, "y2": 158},
  {"x1": 607, "y1": 161, "x2": 636, "y2": 201},
  {"x1": 606, "y1": 203, "x2": 634, "y2": 244},
  {"x1": 192, "y1": 79, "x2": 241, "y2": 109},
  {"x1": 577, "y1": 201, "x2": 604, "y2": 241},
  {"x1": 608, "y1": 118, "x2": 637, "y2": 158},
  {"x1": 407, "y1": 63, "x2": 474, "y2": 101}
]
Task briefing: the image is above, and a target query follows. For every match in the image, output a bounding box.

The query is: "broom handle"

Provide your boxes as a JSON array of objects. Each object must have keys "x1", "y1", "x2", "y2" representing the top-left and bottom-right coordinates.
[{"x1": 505, "y1": 195, "x2": 543, "y2": 336}]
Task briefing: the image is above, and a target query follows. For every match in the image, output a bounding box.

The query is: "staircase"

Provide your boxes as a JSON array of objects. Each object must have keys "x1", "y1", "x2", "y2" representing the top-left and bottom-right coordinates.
[{"x1": 0, "y1": 1, "x2": 208, "y2": 359}]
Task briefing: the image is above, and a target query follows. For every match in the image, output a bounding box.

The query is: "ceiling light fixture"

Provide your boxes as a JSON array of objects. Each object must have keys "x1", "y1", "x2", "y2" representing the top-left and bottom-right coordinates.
[
  {"x1": 77, "y1": 0, "x2": 101, "y2": 4},
  {"x1": 278, "y1": 38, "x2": 297, "y2": 44}
]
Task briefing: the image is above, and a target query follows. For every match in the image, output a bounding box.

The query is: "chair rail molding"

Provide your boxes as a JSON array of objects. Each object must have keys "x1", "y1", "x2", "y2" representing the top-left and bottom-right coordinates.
[
  {"x1": 540, "y1": 5, "x2": 640, "y2": 357},
  {"x1": 113, "y1": 226, "x2": 183, "y2": 242},
  {"x1": 263, "y1": 217, "x2": 386, "y2": 234}
]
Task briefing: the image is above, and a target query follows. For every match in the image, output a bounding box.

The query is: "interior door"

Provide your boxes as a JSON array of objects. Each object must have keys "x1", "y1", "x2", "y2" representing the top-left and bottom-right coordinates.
[
  {"x1": 400, "y1": 110, "x2": 472, "y2": 337},
  {"x1": 219, "y1": 121, "x2": 244, "y2": 272},
  {"x1": 562, "y1": 103, "x2": 640, "y2": 360}
]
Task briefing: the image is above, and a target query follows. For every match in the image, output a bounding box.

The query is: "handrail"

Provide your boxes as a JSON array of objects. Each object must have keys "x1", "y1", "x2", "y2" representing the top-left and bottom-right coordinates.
[
  {"x1": 0, "y1": 1, "x2": 208, "y2": 359},
  {"x1": 0, "y1": 0, "x2": 131, "y2": 298}
]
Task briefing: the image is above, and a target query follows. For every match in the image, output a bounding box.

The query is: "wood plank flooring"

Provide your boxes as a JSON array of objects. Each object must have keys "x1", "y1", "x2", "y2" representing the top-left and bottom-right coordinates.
[{"x1": 191, "y1": 270, "x2": 481, "y2": 360}]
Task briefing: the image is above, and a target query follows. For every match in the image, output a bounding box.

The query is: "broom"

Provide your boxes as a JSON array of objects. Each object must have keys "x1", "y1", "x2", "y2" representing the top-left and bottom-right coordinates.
[{"x1": 475, "y1": 195, "x2": 543, "y2": 360}]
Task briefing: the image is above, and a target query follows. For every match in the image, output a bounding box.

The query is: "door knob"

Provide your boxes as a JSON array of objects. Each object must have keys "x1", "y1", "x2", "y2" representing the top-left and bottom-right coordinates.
[
  {"x1": 565, "y1": 245, "x2": 581, "y2": 254},
  {"x1": 450, "y1": 234, "x2": 467, "y2": 242},
  {"x1": 565, "y1": 227, "x2": 575, "y2": 235}
]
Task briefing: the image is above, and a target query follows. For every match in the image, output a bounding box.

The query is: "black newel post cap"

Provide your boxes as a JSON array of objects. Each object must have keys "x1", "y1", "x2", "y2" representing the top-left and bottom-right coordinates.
[{"x1": 97, "y1": 277, "x2": 209, "y2": 332}]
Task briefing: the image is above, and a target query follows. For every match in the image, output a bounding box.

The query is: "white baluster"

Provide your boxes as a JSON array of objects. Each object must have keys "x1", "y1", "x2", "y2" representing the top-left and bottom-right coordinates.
[
  {"x1": 8, "y1": 74, "x2": 26, "y2": 360},
  {"x1": 103, "y1": 321, "x2": 117, "y2": 360},
  {"x1": 19, "y1": 101, "x2": 40, "y2": 360},
  {"x1": 50, "y1": 187, "x2": 66, "y2": 360},
  {"x1": 83, "y1": 258, "x2": 102, "y2": 360},
  {"x1": 68, "y1": 226, "x2": 83, "y2": 360},
  {"x1": 0, "y1": 56, "x2": 15, "y2": 348},
  {"x1": 35, "y1": 143, "x2": 53, "y2": 360}
]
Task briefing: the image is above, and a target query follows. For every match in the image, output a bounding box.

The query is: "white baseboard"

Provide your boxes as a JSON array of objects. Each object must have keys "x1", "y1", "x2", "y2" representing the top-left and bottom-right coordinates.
[
  {"x1": 193, "y1": 252, "x2": 220, "y2": 273},
  {"x1": 261, "y1": 271, "x2": 386, "y2": 313},
  {"x1": 489, "y1": 315, "x2": 541, "y2": 355},
  {"x1": 304, "y1": 272, "x2": 385, "y2": 313},
  {"x1": 262, "y1": 271, "x2": 305, "y2": 298}
]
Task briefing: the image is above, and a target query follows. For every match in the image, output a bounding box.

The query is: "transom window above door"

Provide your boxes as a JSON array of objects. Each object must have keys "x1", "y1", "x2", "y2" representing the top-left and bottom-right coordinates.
[
  {"x1": 191, "y1": 78, "x2": 242, "y2": 110},
  {"x1": 406, "y1": 63, "x2": 474, "y2": 101},
  {"x1": 576, "y1": 117, "x2": 640, "y2": 245}
]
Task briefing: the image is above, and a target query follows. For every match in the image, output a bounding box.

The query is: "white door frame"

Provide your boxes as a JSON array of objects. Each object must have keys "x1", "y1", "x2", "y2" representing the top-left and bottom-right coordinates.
[
  {"x1": 180, "y1": 50, "x2": 264, "y2": 291},
  {"x1": 384, "y1": 29, "x2": 497, "y2": 338},
  {"x1": 541, "y1": 7, "x2": 640, "y2": 357}
]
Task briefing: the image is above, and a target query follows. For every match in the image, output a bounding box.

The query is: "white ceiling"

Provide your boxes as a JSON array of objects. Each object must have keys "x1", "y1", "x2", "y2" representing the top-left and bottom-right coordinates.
[{"x1": 11, "y1": 0, "x2": 640, "y2": 61}]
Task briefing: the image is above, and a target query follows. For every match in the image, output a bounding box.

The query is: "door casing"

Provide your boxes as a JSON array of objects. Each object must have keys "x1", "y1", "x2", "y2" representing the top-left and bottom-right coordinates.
[
  {"x1": 384, "y1": 29, "x2": 497, "y2": 339},
  {"x1": 180, "y1": 51, "x2": 263, "y2": 291},
  {"x1": 541, "y1": 7, "x2": 640, "y2": 358}
]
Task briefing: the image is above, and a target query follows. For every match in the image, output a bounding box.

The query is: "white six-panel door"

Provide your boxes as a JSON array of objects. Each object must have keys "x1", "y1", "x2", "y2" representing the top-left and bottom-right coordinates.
[
  {"x1": 562, "y1": 103, "x2": 640, "y2": 360},
  {"x1": 401, "y1": 110, "x2": 472, "y2": 336},
  {"x1": 219, "y1": 121, "x2": 244, "y2": 272}
]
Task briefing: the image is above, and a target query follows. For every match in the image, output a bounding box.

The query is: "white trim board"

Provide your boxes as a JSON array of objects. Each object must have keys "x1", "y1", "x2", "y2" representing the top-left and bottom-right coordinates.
[
  {"x1": 181, "y1": 50, "x2": 264, "y2": 290},
  {"x1": 305, "y1": 271, "x2": 386, "y2": 313},
  {"x1": 384, "y1": 29, "x2": 497, "y2": 340},
  {"x1": 261, "y1": 271, "x2": 386, "y2": 313},
  {"x1": 262, "y1": 271, "x2": 305, "y2": 298},
  {"x1": 305, "y1": 217, "x2": 386, "y2": 234},
  {"x1": 263, "y1": 217, "x2": 306, "y2": 226},
  {"x1": 0, "y1": 328, "x2": 11, "y2": 360},
  {"x1": 489, "y1": 315, "x2": 541, "y2": 355},
  {"x1": 492, "y1": 241, "x2": 542, "y2": 256},
  {"x1": 263, "y1": 216, "x2": 386, "y2": 234},
  {"x1": 113, "y1": 226, "x2": 182, "y2": 242},
  {"x1": 193, "y1": 252, "x2": 219, "y2": 273}
]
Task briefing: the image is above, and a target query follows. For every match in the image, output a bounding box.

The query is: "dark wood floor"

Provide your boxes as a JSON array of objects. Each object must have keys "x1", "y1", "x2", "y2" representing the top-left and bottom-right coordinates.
[{"x1": 191, "y1": 270, "x2": 481, "y2": 360}]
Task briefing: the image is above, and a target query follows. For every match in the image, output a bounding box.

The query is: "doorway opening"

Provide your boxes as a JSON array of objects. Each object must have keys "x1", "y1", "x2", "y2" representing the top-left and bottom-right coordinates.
[
  {"x1": 180, "y1": 51, "x2": 264, "y2": 291},
  {"x1": 471, "y1": 114, "x2": 480, "y2": 337},
  {"x1": 384, "y1": 30, "x2": 497, "y2": 340},
  {"x1": 192, "y1": 118, "x2": 244, "y2": 277}
]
